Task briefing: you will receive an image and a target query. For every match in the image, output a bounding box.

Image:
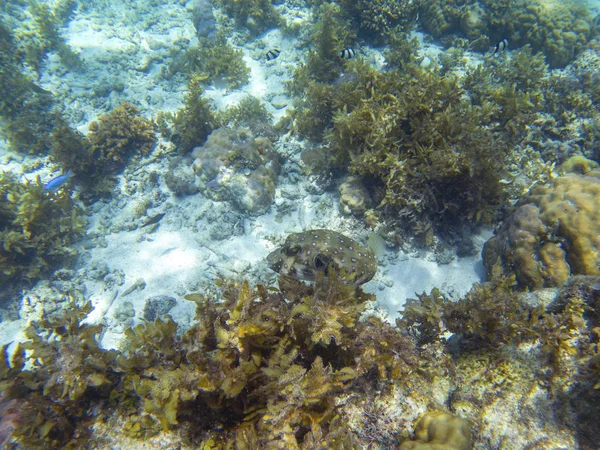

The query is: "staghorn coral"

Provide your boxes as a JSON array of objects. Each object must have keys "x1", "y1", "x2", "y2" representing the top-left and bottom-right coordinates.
[{"x1": 482, "y1": 168, "x2": 600, "y2": 289}]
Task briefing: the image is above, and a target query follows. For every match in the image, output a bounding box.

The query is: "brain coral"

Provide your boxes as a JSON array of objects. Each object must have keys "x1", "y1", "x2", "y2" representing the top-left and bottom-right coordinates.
[{"x1": 482, "y1": 169, "x2": 600, "y2": 288}]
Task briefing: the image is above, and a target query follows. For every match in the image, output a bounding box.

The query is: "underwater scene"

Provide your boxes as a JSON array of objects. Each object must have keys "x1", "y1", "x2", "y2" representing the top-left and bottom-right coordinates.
[{"x1": 1, "y1": 0, "x2": 600, "y2": 448}]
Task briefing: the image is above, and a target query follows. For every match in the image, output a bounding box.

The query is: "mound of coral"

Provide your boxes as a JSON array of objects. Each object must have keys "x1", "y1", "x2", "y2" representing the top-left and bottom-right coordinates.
[
  {"x1": 191, "y1": 127, "x2": 280, "y2": 215},
  {"x1": 483, "y1": 166, "x2": 600, "y2": 288}
]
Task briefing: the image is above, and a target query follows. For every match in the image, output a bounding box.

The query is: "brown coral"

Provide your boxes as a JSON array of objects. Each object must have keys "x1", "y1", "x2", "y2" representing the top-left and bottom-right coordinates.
[{"x1": 483, "y1": 169, "x2": 600, "y2": 288}]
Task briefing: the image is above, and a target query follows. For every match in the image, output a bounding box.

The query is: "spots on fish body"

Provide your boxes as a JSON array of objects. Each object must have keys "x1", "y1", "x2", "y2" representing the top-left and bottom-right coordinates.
[{"x1": 266, "y1": 229, "x2": 377, "y2": 286}]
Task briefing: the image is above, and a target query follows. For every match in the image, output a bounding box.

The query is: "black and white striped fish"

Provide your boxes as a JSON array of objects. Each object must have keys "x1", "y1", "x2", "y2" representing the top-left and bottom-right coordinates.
[
  {"x1": 266, "y1": 49, "x2": 281, "y2": 61},
  {"x1": 493, "y1": 39, "x2": 509, "y2": 55},
  {"x1": 339, "y1": 48, "x2": 356, "y2": 59}
]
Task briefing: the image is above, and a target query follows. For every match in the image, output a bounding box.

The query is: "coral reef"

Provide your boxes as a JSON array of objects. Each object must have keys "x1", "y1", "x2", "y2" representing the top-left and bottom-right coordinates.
[
  {"x1": 0, "y1": 172, "x2": 86, "y2": 289},
  {"x1": 482, "y1": 167, "x2": 600, "y2": 289},
  {"x1": 289, "y1": 34, "x2": 564, "y2": 242},
  {"x1": 0, "y1": 275, "x2": 423, "y2": 447},
  {"x1": 191, "y1": 127, "x2": 280, "y2": 215},
  {"x1": 419, "y1": 0, "x2": 594, "y2": 68},
  {"x1": 398, "y1": 276, "x2": 600, "y2": 448}
]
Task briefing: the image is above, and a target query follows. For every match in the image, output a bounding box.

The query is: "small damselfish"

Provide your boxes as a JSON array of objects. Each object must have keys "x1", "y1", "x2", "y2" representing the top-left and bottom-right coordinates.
[
  {"x1": 493, "y1": 38, "x2": 509, "y2": 55},
  {"x1": 266, "y1": 229, "x2": 377, "y2": 286},
  {"x1": 339, "y1": 48, "x2": 356, "y2": 59},
  {"x1": 266, "y1": 49, "x2": 281, "y2": 61}
]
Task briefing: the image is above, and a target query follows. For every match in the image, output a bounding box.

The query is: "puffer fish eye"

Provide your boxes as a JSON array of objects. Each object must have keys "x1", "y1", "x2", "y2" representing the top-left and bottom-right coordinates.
[
  {"x1": 285, "y1": 244, "x2": 302, "y2": 256},
  {"x1": 313, "y1": 253, "x2": 331, "y2": 272}
]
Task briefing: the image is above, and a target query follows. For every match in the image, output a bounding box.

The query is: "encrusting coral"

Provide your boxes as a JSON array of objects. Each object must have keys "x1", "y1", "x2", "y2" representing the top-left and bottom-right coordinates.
[{"x1": 482, "y1": 163, "x2": 600, "y2": 289}]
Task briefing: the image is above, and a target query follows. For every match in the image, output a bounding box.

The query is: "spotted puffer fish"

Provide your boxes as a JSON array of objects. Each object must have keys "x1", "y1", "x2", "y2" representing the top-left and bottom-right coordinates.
[{"x1": 267, "y1": 229, "x2": 377, "y2": 286}]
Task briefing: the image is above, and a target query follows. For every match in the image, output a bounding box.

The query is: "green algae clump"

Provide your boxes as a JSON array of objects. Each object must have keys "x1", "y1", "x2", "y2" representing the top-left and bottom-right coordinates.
[{"x1": 0, "y1": 172, "x2": 86, "y2": 288}]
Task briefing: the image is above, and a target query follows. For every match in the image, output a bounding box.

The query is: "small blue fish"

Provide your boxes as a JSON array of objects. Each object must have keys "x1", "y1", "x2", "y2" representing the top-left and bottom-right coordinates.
[{"x1": 44, "y1": 171, "x2": 74, "y2": 191}]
